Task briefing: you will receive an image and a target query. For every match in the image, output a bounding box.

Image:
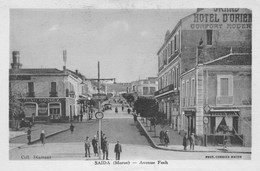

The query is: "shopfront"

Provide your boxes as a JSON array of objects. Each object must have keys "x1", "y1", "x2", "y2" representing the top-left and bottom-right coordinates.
[
  {"x1": 21, "y1": 98, "x2": 67, "y2": 122},
  {"x1": 204, "y1": 108, "x2": 243, "y2": 146}
]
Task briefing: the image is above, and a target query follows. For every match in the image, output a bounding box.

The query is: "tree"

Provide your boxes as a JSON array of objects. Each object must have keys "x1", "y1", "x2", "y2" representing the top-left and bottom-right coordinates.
[{"x1": 9, "y1": 89, "x2": 25, "y2": 130}]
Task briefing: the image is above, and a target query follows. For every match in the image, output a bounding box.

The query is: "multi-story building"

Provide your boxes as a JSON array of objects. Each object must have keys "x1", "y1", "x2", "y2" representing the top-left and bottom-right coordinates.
[
  {"x1": 131, "y1": 77, "x2": 158, "y2": 98},
  {"x1": 9, "y1": 51, "x2": 92, "y2": 122},
  {"x1": 156, "y1": 8, "x2": 251, "y2": 146}
]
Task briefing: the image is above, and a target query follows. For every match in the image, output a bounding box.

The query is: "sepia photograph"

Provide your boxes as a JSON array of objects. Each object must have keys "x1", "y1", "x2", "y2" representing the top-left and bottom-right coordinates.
[{"x1": 1, "y1": 0, "x2": 259, "y2": 170}]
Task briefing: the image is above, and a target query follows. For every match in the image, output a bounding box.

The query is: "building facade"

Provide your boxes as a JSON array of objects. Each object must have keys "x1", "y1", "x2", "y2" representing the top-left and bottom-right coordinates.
[
  {"x1": 156, "y1": 8, "x2": 251, "y2": 146},
  {"x1": 131, "y1": 77, "x2": 158, "y2": 98},
  {"x1": 9, "y1": 51, "x2": 92, "y2": 122}
]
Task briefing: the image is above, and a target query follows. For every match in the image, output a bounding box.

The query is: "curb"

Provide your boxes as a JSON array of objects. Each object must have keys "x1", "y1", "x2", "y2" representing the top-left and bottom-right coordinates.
[
  {"x1": 137, "y1": 119, "x2": 251, "y2": 154},
  {"x1": 16, "y1": 127, "x2": 70, "y2": 149}
]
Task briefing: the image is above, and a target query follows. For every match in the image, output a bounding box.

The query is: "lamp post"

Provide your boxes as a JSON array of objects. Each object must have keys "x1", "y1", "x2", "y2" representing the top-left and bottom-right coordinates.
[{"x1": 82, "y1": 61, "x2": 115, "y2": 159}]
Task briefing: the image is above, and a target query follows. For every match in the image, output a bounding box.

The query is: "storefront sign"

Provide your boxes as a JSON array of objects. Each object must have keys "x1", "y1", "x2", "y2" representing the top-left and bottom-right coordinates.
[
  {"x1": 183, "y1": 8, "x2": 251, "y2": 30},
  {"x1": 21, "y1": 98, "x2": 64, "y2": 103},
  {"x1": 184, "y1": 110, "x2": 195, "y2": 116},
  {"x1": 155, "y1": 84, "x2": 175, "y2": 96}
]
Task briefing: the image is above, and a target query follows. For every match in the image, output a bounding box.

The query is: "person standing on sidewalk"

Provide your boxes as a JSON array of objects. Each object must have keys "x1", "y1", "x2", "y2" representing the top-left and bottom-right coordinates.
[
  {"x1": 183, "y1": 133, "x2": 188, "y2": 150},
  {"x1": 164, "y1": 130, "x2": 170, "y2": 147},
  {"x1": 114, "y1": 141, "x2": 122, "y2": 160},
  {"x1": 189, "y1": 133, "x2": 195, "y2": 150},
  {"x1": 159, "y1": 130, "x2": 165, "y2": 145},
  {"x1": 115, "y1": 107, "x2": 118, "y2": 114},
  {"x1": 70, "y1": 123, "x2": 74, "y2": 134},
  {"x1": 92, "y1": 135, "x2": 98, "y2": 156},
  {"x1": 40, "y1": 130, "x2": 45, "y2": 146},
  {"x1": 102, "y1": 137, "x2": 109, "y2": 160},
  {"x1": 127, "y1": 108, "x2": 131, "y2": 114},
  {"x1": 84, "y1": 137, "x2": 91, "y2": 158},
  {"x1": 27, "y1": 128, "x2": 31, "y2": 145}
]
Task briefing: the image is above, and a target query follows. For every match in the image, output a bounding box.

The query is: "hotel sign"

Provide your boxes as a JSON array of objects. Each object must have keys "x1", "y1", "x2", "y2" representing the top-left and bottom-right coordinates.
[
  {"x1": 155, "y1": 84, "x2": 174, "y2": 96},
  {"x1": 183, "y1": 8, "x2": 252, "y2": 30}
]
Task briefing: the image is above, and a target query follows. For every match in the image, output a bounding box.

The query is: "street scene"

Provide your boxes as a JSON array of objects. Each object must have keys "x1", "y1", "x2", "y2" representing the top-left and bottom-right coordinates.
[{"x1": 9, "y1": 8, "x2": 252, "y2": 161}]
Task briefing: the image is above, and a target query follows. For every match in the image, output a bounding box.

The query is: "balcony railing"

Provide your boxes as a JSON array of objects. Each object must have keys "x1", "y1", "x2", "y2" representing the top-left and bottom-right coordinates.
[
  {"x1": 49, "y1": 91, "x2": 58, "y2": 97},
  {"x1": 154, "y1": 84, "x2": 174, "y2": 96},
  {"x1": 27, "y1": 92, "x2": 35, "y2": 97}
]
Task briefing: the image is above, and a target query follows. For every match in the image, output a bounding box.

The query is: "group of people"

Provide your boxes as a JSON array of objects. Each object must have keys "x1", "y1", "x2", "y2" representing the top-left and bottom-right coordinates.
[
  {"x1": 183, "y1": 132, "x2": 196, "y2": 150},
  {"x1": 159, "y1": 130, "x2": 170, "y2": 147},
  {"x1": 27, "y1": 128, "x2": 45, "y2": 145},
  {"x1": 84, "y1": 131, "x2": 122, "y2": 160}
]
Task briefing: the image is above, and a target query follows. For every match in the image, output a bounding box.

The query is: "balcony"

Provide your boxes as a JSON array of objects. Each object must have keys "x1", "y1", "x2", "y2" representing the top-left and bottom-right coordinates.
[
  {"x1": 49, "y1": 91, "x2": 58, "y2": 97},
  {"x1": 216, "y1": 96, "x2": 233, "y2": 105},
  {"x1": 154, "y1": 84, "x2": 174, "y2": 96},
  {"x1": 27, "y1": 92, "x2": 35, "y2": 97}
]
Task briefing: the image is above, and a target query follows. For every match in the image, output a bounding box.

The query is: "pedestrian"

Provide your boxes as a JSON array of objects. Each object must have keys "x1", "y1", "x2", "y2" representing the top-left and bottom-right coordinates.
[
  {"x1": 122, "y1": 104, "x2": 124, "y2": 111},
  {"x1": 190, "y1": 133, "x2": 195, "y2": 150},
  {"x1": 114, "y1": 141, "x2": 122, "y2": 160},
  {"x1": 27, "y1": 128, "x2": 31, "y2": 145},
  {"x1": 31, "y1": 113, "x2": 35, "y2": 126},
  {"x1": 223, "y1": 134, "x2": 228, "y2": 149},
  {"x1": 183, "y1": 133, "x2": 188, "y2": 150},
  {"x1": 70, "y1": 123, "x2": 74, "y2": 134},
  {"x1": 115, "y1": 107, "x2": 118, "y2": 113},
  {"x1": 127, "y1": 108, "x2": 131, "y2": 114},
  {"x1": 159, "y1": 130, "x2": 165, "y2": 145},
  {"x1": 80, "y1": 113, "x2": 83, "y2": 122},
  {"x1": 92, "y1": 135, "x2": 98, "y2": 156},
  {"x1": 133, "y1": 112, "x2": 137, "y2": 123},
  {"x1": 84, "y1": 136, "x2": 91, "y2": 158},
  {"x1": 102, "y1": 137, "x2": 109, "y2": 160},
  {"x1": 40, "y1": 130, "x2": 45, "y2": 145},
  {"x1": 164, "y1": 130, "x2": 170, "y2": 147}
]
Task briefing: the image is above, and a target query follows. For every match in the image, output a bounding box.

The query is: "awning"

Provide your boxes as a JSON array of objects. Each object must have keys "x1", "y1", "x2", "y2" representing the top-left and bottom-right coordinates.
[{"x1": 210, "y1": 108, "x2": 240, "y2": 116}]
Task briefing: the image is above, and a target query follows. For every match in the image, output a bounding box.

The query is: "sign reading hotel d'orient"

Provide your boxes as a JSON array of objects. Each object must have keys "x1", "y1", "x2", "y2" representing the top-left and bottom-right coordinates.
[{"x1": 182, "y1": 8, "x2": 252, "y2": 30}]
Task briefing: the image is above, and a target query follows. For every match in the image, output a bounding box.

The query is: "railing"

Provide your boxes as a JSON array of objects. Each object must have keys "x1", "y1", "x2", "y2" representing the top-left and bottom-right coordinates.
[
  {"x1": 154, "y1": 84, "x2": 174, "y2": 96},
  {"x1": 27, "y1": 92, "x2": 35, "y2": 97},
  {"x1": 49, "y1": 91, "x2": 58, "y2": 97}
]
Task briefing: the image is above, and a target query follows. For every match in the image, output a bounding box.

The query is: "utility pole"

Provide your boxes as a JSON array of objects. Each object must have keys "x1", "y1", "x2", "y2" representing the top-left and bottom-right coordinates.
[{"x1": 83, "y1": 61, "x2": 115, "y2": 159}]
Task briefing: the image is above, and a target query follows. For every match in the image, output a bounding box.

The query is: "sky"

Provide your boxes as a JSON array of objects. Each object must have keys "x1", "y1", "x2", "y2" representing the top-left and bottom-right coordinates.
[{"x1": 10, "y1": 9, "x2": 196, "y2": 82}]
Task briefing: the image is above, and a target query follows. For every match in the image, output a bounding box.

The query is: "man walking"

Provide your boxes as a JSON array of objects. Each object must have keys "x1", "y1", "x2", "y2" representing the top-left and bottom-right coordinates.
[
  {"x1": 102, "y1": 137, "x2": 109, "y2": 160},
  {"x1": 70, "y1": 123, "x2": 74, "y2": 134},
  {"x1": 190, "y1": 133, "x2": 195, "y2": 150},
  {"x1": 159, "y1": 130, "x2": 165, "y2": 145},
  {"x1": 84, "y1": 137, "x2": 91, "y2": 158},
  {"x1": 27, "y1": 128, "x2": 31, "y2": 145},
  {"x1": 114, "y1": 141, "x2": 122, "y2": 160}
]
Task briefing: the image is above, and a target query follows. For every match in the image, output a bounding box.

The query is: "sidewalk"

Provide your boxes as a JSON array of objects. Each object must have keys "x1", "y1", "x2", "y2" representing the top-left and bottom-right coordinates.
[
  {"x1": 137, "y1": 118, "x2": 251, "y2": 154},
  {"x1": 9, "y1": 123, "x2": 70, "y2": 149}
]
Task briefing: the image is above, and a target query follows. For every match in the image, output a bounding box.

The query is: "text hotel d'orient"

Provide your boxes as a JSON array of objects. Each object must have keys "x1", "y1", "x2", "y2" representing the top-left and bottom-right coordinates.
[{"x1": 182, "y1": 8, "x2": 252, "y2": 30}]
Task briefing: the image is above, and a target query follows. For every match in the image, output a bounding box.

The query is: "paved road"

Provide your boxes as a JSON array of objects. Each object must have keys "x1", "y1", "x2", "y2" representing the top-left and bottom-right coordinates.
[{"x1": 9, "y1": 104, "x2": 251, "y2": 160}]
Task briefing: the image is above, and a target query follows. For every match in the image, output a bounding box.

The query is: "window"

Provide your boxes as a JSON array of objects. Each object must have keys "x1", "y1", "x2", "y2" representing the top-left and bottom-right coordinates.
[
  {"x1": 182, "y1": 81, "x2": 186, "y2": 97},
  {"x1": 176, "y1": 66, "x2": 179, "y2": 89},
  {"x1": 51, "y1": 82, "x2": 57, "y2": 92},
  {"x1": 217, "y1": 75, "x2": 233, "y2": 97},
  {"x1": 186, "y1": 80, "x2": 190, "y2": 97},
  {"x1": 171, "y1": 40, "x2": 173, "y2": 55},
  {"x1": 174, "y1": 35, "x2": 177, "y2": 51},
  {"x1": 28, "y1": 82, "x2": 34, "y2": 93},
  {"x1": 206, "y1": 30, "x2": 213, "y2": 45},
  {"x1": 171, "y1": 39, "x2": 175, "y2": 53},
  {"x1": 143, "y1": 80, "x2": 149, "y2": 84},
  {"x1": 168, "y1": 44, "x2": 171, "y2": 58},
  {"x1": 172, "y1": 69, "x2": 175, "y2": 88},
  {"x1": 143, "y1": 87, "x2": 149, "y2": 95},
  {"x1": 220, "y1": 78, "x2": 229, "y2": 96},
  {"x1": 150, "y1": 87, "x2": 156, "y2": 95},
  {"x1": 191, "y1": 78, "x2": 195, "y2": 97},
  {"x1": 176, "y1": 30, "x2": 180, "y2": 50}
]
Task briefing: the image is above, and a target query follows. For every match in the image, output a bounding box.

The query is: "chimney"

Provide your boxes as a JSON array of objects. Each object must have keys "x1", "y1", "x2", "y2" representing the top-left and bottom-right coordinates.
[
  {"x1": 11, "y1": 51, "x2": 22, "y2": 69},
  {"x1": 63, "y1": 50, "x2": 67, "y2": 72},
  {"x1": 75, "y1": 69, "x2": 78, "y2": 75}
]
